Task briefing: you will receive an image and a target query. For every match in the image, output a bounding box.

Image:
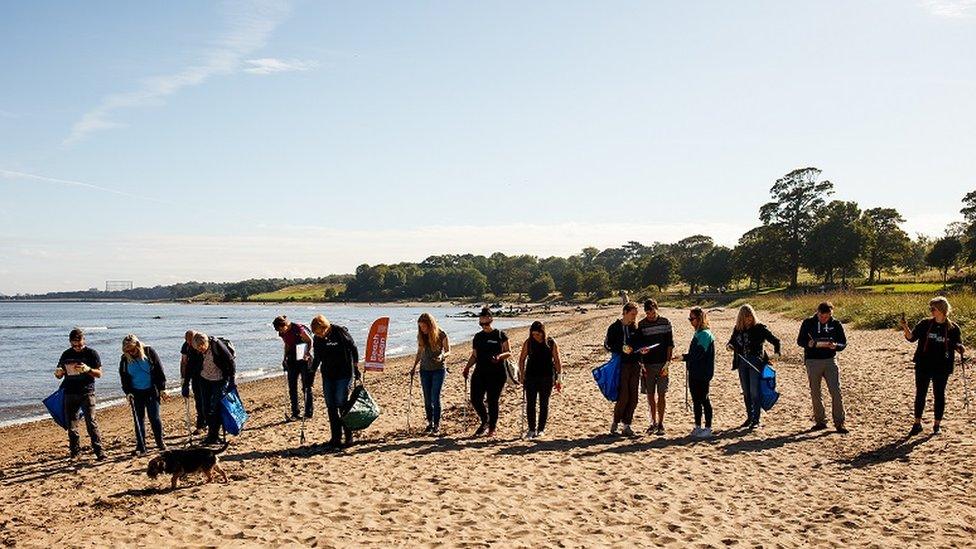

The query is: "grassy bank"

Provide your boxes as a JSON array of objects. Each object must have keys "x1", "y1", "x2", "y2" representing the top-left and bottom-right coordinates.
[
  {"x1": 728, "y1": 291, "x2": 973, "y2": 330},
  {"x1": 248, "y1": 283, "x2": 345, "y2": 302}
]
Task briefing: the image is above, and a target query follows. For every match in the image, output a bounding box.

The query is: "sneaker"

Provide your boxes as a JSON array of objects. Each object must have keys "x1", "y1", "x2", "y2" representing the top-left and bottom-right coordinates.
[
  {"x1": 95, "y1": 453, "x2": 107, "y2": 461},
  {"x1": 535, "y1": 430, "x2": 545, "y2": 439},
  {"x1": 655, "y1": 425, "x2": 665, "y2": 436},
  {"x1": 423, "y1": 424, "x2": 433, "y2": 435},
  {"x1": 811, "y1": 423, "x2": 828, "y2": 431},
  {"x1": 908, "y1": 423, "x2": 923, "y2": 437},
  {"x1": 701, "y1": 428, "x2": 713, "y2": 439},
  {"x1": 524, "y1": 430, "x2": 536, "y2": 439},
  {"x1": 474, "y1": 423, "x2": 488, "y2": 437},
  {"x1": 690, "y1": 427, "x2": 702, "y2": 438},
  {"x1": 933, "y1": 424, "x2": 942, "y2": 435},
  {"x1": 431, "y1": 426, "x2": 441, "y2": 436},
  {"x1": 70, "y1": 450, "x2": 81, "y2": 460},
  {"x1": 749, "y1": 422, "x2": 760, "y2": 430},
  {"x1": 646, "y1": 424, "x2": 657, "y2": 435},
  {"x1": 835, "y1": 425, "x2": 849, "y2": 434},
  {"x1": 486, "y1": 428, "x2": 497, "y2": 438},
  {"x1": 739, "y1": 419, "x2": 753, "y2": 429},
  {"x1": 132, "y1": 449, "x2": 147, "y2": 457},
  {"x1": 609, "y1": 422, "x2": 619, "y2": 436},
  {"x1": 192, "y1": 428, "x2": 204, "y2": 436},
  {"x1": 621, "y1": 425, "x2": 635, "y2": 437}
]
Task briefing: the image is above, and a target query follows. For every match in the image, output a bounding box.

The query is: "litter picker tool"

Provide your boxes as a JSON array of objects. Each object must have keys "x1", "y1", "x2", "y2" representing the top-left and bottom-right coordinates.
[
  {"x1": 407, "y1": 369, "x2": 416, "y2": 433},
  {"x1": 961, "y1": 355, "x2": 972, "y2": 423},
  {"x1": 521, "y1": 385, "x2": 527, "y2": 438},
  {"x1": 183, "y1": 396, "x2": 193, "y2": 446},
  {"x1": 128, "y1": 396, "x2": 145, "y2": 452},
  {"x1": 299, "y1": 364, "x2": 308, "y2": 445}
]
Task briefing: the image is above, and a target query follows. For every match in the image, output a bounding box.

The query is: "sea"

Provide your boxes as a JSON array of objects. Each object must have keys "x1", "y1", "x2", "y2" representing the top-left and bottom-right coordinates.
[{"x1": 0, "y1": 302, "x2": 526, "y2": 426}]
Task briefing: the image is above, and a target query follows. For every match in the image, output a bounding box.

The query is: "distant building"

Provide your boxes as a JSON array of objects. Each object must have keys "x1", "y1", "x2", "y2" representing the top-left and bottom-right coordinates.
[{"x1": 105, "y1": 280, "x2": 133, "y2": 292}]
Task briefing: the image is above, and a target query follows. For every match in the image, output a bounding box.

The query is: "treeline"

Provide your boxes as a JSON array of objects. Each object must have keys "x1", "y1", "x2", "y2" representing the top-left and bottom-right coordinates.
[
  {"x1": 9, "y1": 276, "x2": 352, "y2": 302},
  {"x1": 344, "y1": 168, "x2": 976, "y2": 301}
]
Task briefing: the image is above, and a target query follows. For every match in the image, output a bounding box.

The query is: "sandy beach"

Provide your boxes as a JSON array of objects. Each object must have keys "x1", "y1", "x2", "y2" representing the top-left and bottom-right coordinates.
[{"x1": 1, "y1": 306, "x2": 974, "y2": 547}]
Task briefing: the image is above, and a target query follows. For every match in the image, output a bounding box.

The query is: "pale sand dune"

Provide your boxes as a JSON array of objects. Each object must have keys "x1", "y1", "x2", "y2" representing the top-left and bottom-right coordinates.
[{"x1": 1, "y1": 307, "x2": 975, "y2": 547}]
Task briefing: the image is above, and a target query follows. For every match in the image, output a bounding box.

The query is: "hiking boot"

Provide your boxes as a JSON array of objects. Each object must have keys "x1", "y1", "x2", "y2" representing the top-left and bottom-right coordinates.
[
  {"x1": 811, "y1": 422, "x2": 828, "y2": 431},
  {"x1": 474, "y1": 423, "x2": 488, "y2": 437},
  {"x1": 621, "y1": 425, "x2": 635, "y2": 437},
  {"x1": 908, "y1": 423, "x2": 923, "y2": 437},
  {"x1": 655, "y1": 425, "x2": 665, "y2": 436},
  {"x1": 835, "y1": 425, "x2": 849, "y2": 434}
]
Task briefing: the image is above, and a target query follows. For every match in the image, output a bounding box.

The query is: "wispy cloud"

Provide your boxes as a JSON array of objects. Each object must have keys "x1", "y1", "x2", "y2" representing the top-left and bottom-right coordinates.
[
  {"x1": 0, "y1": 169, "x2": 173, "y2": 204},
  {"x1": 243, "y1": 57, "x2": 318, "y2": 75},
  {"x1": 920, "y1": 0, "x2": 976, "y2": 17},
  {"x1": 63, "y1": 0, "x2": 292, "y2": 145}
]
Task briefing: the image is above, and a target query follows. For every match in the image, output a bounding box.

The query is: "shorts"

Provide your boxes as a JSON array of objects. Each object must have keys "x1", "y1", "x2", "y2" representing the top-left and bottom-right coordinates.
[{"x1": 640, "y1": 363, "x2": 669, "y2": 394}]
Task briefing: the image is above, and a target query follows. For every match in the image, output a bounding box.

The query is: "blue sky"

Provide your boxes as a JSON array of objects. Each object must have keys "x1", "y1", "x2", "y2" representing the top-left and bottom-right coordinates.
[{"x1": 1, "y1": 0, "x2": 974, "y2": 293}]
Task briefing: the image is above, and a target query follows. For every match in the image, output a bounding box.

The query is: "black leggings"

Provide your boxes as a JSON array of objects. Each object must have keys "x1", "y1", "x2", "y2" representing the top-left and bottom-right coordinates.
[
  {"x1": 914, "y1": 367, "x2": 950, "y2": 421},
  {"x1": 524, "y1": 377, "x2": 553, "y2": 432},
  {"x1": 689, "y1": 377, "x2": 712, "y2": 428},
  {"x1": 471, "y1": 370, "x2": 506, "y2": 429}
]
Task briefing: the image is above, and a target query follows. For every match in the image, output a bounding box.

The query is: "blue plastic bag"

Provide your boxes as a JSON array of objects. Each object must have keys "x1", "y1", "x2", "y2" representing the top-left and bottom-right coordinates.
[
  {"x1": 592, "y1": 353, "x2": 622, "y2": 402},
  {"x1": 42, "y1": 387, "x2": 82, "y2": 430},
  {"x1": 759, "y1": 364, "x2": 780, "y2": 411},
  {"x1": 220, "y1": 385, "x2": 249, "y2": 436}
]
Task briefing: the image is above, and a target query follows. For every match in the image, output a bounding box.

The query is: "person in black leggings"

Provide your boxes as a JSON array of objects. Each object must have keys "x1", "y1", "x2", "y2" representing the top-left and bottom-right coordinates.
[
  {"x1": 682, "y1": 307, "x2": 715, "y2": 438},
  {"x1": 463, "y1": 308, "x2": 511, "y2": 438},
  {"x1": 900, "y1": 296, "x2": 965, "y2": 436},
  {"x1": 517, "y1": 321, "x2": 563, "y2": 439}
]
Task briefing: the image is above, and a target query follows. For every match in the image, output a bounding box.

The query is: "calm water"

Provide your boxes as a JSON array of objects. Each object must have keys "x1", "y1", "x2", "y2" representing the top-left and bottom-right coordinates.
[{"x1": 0, "y1": 302, "x2": 525, "y2": 425}]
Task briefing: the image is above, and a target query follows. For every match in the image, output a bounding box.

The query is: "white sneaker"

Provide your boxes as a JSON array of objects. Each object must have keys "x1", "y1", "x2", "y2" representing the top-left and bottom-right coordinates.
[
  {"x1": 525, "y1": 430, "x2": 536, "y2": 439},
  {"x1": 535, "y1": 430, "x2": 545, "y2": 439},
  {"x1": 700, "y1": 428, "x2": 713, "y2": 439}
]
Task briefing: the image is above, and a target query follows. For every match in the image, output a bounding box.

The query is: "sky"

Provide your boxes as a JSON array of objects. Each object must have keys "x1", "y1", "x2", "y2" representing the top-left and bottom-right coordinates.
[{"x1": 1, "y1": 0, "x2": 974, "y2": 294}]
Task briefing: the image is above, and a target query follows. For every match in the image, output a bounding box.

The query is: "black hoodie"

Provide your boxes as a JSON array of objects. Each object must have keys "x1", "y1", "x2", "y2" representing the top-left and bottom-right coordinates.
[{"x1": 796, "y1": 315, "x2": 847, "y2": 360}]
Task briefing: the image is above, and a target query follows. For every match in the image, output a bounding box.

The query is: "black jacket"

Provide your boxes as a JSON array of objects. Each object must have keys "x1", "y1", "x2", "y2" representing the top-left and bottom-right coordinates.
[
  {"x1": 728, "y1": 323, "x2": 780, "y2": 370},
  {"x1": 119, "y1": 345, "x2": 167, "y2": 395},
  {"x1": 604, "y1": 319, "x2": 642, "y2": 365},
  {"x1": 205, "y1": 336, "x2": 236, "y2": 381},
  {"x1": 313, "y1": 325, "x2": 360, "y2": 381},
  {"x1": 797, "y1": 315, "x2": 847, "y2": 360}
]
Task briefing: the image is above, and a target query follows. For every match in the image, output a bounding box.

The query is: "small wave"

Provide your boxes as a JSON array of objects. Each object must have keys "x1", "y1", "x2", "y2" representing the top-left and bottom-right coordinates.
[
  {"x1": 78, "y1": 326, "x2": 109, "y2": 331},
  {"x1": 237, "y1": 368, "x2": 267, "y2": 379},
  {"x1": 0, "y1": 325, "x2": 58, "y2": 330}
]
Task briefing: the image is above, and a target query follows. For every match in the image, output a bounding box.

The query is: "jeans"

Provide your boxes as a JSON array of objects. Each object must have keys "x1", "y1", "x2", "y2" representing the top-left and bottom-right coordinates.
[
  {"x1": 613, "y1": 362, "x2": 642, "y2": 425},
  {"x1": 130, "y1": 388, "x2": 165, "y2": 452},
  {"x1": 738, "y1": 360, "x2": 763, "y2": 424},
  {"x1": 420, "y1": 369, "x2": 446, "y2": 427},
  {"x1": 914, "y1": 367, "x2": 950, "y2": 421},
  {"x1": 287, "y1": 359, "x2": 315, "y2": 418},
  {"x1": 64, "y1": 392, "x2": 103, "y2": 456},
  {"x1": 200, "y1": 378, "x2": 228, "y2": 441},
  {"x1": 470, "y1": 368, "x2": 506, "y2": 429},
  {"x1": 524, "y1": 376, "x2": 553, "y2": 432},
  {"x1": 323, "y1": 377, "x2": 352, "y2": 445}
]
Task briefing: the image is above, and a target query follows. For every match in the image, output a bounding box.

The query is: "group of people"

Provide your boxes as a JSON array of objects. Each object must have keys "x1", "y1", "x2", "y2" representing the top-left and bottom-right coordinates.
[
  {"x1": 603, "y1": 296, "x2": 966, "y2": 439},
  {"x1": 51, "y1": 296, "x2": 966, "y2": 460}
]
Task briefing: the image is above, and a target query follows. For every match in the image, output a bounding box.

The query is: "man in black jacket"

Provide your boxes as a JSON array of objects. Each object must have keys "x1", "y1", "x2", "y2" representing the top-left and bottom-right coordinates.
[
  {"x1": 192, "y1": 332, "x2": 236, "y2": 444},
  {"x1": 797, "y1": 302, "x2": 848, "y2": 433}
]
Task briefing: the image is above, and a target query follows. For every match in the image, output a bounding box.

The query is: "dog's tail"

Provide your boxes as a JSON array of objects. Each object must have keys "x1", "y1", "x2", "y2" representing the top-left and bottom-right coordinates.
[{"x1": 214, "y1": 440, "x2": 230, "y2": 455}]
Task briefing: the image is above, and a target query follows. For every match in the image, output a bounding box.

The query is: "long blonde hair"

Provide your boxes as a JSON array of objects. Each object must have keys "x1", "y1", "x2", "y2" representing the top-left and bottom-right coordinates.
[
  {"x1": 735, "y1": 304, "x2": 757, "y2": 332},
  {"x1": 122, "y1": 334, "x2": 146, "y2": 362},
  {"x1": 417, "y1": 313, "x2": 444, "y2": 351}
]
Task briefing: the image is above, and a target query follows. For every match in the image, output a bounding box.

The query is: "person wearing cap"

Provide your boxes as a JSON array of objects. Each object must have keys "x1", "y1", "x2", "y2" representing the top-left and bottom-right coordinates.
[
  {"x1": 273, "y1": 315, "x2": 315, "y2": 420},
  {"x1": 463, "y1": 307, "x2": 511, "y2": 437},
  {"x1": 54, "y1": 328, "x2": 106, "y2": 460},
  {"x1": 797, "y1": 301, "x2": 849, "y2": 433}
]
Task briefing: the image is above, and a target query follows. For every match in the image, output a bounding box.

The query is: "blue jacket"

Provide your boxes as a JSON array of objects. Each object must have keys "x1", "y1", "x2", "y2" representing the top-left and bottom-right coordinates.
[{"x1": 683, "y1": 329, "x2": 715, "y2": 381}]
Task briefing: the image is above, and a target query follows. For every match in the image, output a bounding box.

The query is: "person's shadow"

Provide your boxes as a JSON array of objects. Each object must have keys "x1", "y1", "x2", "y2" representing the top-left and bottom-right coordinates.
[{"x1": 839, "y1": 434, "x2": 934, "y2": 469}]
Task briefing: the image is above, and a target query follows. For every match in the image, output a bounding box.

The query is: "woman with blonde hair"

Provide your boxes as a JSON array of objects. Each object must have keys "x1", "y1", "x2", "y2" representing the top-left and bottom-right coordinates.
[
  {"x1": 900, "y1": 296, "x2": 966, "y2": 436},
  {"x1": 118, "y1": 334, "x2": 168, "y2": 454},
  {"x1": 411, "y1": 313, "x2": 451, "y2": 435},
  {"x1": 727, "y1": 304, "x2": 781, "y2": 429},
  {"x1": 311, "y1": 314, "x2": 361, "y2": 449}
]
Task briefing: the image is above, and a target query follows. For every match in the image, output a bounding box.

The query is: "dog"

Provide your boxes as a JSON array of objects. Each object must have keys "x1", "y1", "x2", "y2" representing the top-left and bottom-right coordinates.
[{"x1": 147, "y1": 441, "x2": 229, "y2": 489}]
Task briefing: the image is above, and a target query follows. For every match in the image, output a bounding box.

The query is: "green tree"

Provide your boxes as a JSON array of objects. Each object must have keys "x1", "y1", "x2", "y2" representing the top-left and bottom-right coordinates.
[
  {"x1": 926, "y1": 236, "x2": 963, "y2": 286},
  {"x1": 862, "y1": 208, "x2": 910, "y2": 283},
  {"x1": 759, "y1": 167, "x2": 834, "y2": 288},
  {"x1": 700, "y1": 246, "x2": 734, "y2": 289},
  {"x1": 801, "y1": 201, "x2": 867, "y2": 285},
  {"x1": 528, "y1": 274, "x2": 556, "y2": 301},
  {"x1": 582, "y1": 267, "x2": 611, "y2": 298},
  {"x1": 961, "y1": 190, "x2": 976, "y2": 263},
  {"x1": 642, "y1": 254, "x2": 676, "y2": 292},
  {"x1": 731, "y1": 226, "x2": 790, "y2": 291},
  {"x1": 900, "y1": 235, "x2": 931, "y2": 279},
  {"x1": 673, "y1": 235, "x2": 715, "y2": 294},
  {"x1": 559, "y1": 268, "x2": 582, "y2": 300}
]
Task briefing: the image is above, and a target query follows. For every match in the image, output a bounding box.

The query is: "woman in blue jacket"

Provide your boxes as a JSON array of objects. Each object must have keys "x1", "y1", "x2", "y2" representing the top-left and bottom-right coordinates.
[
  {"x1": 119, "y1": 334, "x2": 167, "y2": 455},
  {"x1": 682, "y1": 307, "x2": 715, "y2": 439}
]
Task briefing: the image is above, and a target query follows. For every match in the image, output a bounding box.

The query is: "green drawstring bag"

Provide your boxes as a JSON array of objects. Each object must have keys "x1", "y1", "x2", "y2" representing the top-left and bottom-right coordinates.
[{"x1": 341, "y1": 384, "x2": 381, "y2": 431}]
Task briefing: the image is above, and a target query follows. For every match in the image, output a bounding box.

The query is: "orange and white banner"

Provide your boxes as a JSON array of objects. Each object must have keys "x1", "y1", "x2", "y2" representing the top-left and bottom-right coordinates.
[{"x1": 364, "y1": 317, "x2": 390, "y2": 372}]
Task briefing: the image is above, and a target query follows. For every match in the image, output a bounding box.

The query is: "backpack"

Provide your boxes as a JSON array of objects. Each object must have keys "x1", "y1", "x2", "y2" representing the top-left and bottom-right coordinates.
[{"x1": 216, "y1": 337, "x2": 236, "y2": 359}]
